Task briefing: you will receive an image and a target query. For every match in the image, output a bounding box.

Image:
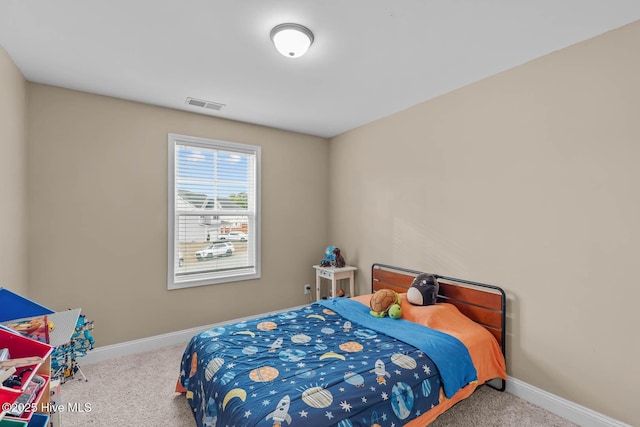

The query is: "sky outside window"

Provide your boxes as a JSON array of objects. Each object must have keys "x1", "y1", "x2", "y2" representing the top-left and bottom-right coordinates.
[{"x1": 177, "y1": 146, "x2": 249, "y2": 199}]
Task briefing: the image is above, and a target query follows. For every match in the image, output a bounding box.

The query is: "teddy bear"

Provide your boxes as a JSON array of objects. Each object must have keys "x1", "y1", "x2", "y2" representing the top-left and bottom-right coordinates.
[{"x1": 407, "y1": 273, "x2": 439, "y2": 306}]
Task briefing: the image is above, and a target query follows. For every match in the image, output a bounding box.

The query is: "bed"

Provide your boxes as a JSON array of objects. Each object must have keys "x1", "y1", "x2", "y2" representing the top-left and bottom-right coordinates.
[{"x1": 176, "y1": 263, "x2": 507, "y2": 427}]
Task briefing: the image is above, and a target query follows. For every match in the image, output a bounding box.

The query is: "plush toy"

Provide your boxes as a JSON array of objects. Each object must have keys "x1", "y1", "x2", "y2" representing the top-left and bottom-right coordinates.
[
  {"x1": 407, "y1": 273, "x2": 439, "y2": 306},
  {"x1": 388, "y1": 303, "x2": 402, "y2": 319},
  {"x1": 369, "y1": 289, "x2": 402, "y2": 319},
  {"x1": 332, "y1": 247, "x2": 346, "y2": 268}
]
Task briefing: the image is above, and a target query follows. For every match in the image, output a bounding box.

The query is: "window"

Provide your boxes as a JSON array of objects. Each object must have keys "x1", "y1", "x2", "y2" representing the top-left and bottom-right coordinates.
[{"x1": 168, "y1": 133, "x2": 260, "y2": 289}]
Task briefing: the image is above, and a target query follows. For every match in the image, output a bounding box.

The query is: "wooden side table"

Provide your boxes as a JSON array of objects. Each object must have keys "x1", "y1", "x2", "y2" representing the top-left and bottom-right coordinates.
[{"x1": 313, "y1": 265, "x2": 357, "y2": 301}]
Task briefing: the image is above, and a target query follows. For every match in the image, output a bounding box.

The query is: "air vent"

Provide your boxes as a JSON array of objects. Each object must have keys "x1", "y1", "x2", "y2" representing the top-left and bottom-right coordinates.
[{"x1": 186, "y1": 97, "x2": 225, "y2": 111}]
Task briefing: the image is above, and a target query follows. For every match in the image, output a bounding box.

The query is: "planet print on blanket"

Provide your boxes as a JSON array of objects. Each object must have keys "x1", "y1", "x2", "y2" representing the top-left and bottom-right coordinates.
[
  {"x1": 300, "y1": 385, "x2": 333, "y2": 408},
  {"x1": 295, "y1": 368, "x2": 316, "y2": 379},
  {"x1": 189, "y1": 352, "x2": 198, "y2": 377},
  {"x1": 219, "y1": 371, "x2": 236, "y2": 385},
  {"x1": 205, "y1": 342, "x2": 223, "y2": 353},
  {"x1": 377, "y1": 342, "x2": 394, "y2": 350},
  {"x1": 278, "y1": 311, "x2": 298, "y2": 319},
  {"x1": 353, "y1": 329, "x2": 377, "y2": 340},
  {"x1": 200, "y1": 327, "x2": 225, "y2": 338},
  {"x1": 339, "y1": 341, "x2": 364, "y2": 352},
  {"x1": 279, "y1": 349, "x2": 306, "y2": 362},
  {"x1": 391, "y1": 353, "x2": 417, "y2": 370},
  {"x1": 337, "y1": 419, "x2": 353, "y2": 427},
  {"x1": 422, "y1": 378, "x2": 432, "y2": 397},
  {"x1": 291, "y1": 333, "x2": 312, "y2": 344},
  {"x1": 391, "y1": 381, "x2": 415, "y2": 420},
  {"x1": 249, "y1": 366, "x2": 279, "y2": 382},
  {"x1": 205, "y1": 357, "x2": 224, "y2": 381},
  {"x1": 242, "y1": 345, "x2": 258, "y2": 355},
  {"x1": 257, "y1": 321, "x2": 278, "y2": 331}
]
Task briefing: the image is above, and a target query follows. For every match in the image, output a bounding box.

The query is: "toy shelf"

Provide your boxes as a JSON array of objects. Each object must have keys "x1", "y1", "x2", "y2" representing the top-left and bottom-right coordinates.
[
  {"x1": 0, "y1": 318, "x2": 53, "y2": 425},
  {"x1": 0, "y1": 414, "x2": 49, "y2": 427},
  {"x1": 3, "y1": 376, "x2": 50, "y2": 424}
]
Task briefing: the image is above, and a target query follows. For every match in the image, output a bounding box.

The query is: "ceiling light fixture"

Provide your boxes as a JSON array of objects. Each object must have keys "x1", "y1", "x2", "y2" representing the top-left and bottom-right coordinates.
[{"x1": 270, "y1": 23, "x2": 314, "y2": 58}]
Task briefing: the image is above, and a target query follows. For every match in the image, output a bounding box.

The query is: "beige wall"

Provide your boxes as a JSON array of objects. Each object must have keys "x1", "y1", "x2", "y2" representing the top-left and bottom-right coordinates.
[
  {"x1": 0, "y1": 46, "x2": 29, "y2": 295},
  {"x1": 329, "y1": 21, "x2": 640, "y2": 425},
  {"x1": 27, "y1": 84, "x2": 329, "y2": 346}
]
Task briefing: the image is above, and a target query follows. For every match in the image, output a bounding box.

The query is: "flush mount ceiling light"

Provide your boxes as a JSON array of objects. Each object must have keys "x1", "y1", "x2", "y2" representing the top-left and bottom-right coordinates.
[{"x1": 270, "y1": 23, "x2": 314, "y2": 58}]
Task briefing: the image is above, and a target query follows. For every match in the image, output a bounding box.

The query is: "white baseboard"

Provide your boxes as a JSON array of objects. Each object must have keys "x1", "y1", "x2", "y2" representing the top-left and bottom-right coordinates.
[
  {"x1": 80, "y1": 305, "x2": 306, "y2": 366},
  {"x1": 80, "y1": 323, "x2": 210, "y2": 365},
  {"x1": 80, "y1": 312, "x2": 628, "y2": 427},
  {"x1": 506, "y1": 376, "x2": 631, "y2": 427}
]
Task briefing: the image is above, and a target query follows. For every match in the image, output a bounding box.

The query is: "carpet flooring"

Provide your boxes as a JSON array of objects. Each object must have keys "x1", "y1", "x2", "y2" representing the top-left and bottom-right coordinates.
[{"x1": 60, "y1": 343, "x2": 578, "y2": 426}]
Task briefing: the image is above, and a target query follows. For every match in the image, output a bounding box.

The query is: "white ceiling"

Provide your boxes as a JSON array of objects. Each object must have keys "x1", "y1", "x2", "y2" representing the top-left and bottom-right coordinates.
[{"x1": 1, "y1": 1, "x2": 640, "y2": 138}]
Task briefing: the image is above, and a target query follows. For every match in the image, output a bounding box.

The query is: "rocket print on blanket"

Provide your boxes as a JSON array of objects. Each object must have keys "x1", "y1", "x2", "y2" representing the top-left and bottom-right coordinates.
[
  {"x1": 370, "y1": 358, "x2": 392, "y2": 385},
  {"x1": 268, "y1": 336, "x2": 283, "y2": 352},
  {"x1": 266, "y1": 395, "x2": 292, "y2": 426}
]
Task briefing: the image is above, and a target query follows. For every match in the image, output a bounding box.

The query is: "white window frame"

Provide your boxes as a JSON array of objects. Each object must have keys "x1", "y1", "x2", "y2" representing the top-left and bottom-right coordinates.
[{"x1": 167, "y1": 133, "x2": 261, "y2": 290}]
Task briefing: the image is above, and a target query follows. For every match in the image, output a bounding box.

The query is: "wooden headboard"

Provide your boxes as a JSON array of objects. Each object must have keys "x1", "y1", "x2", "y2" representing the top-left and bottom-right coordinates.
[{"x1": 371, "y1": 263, "x2": 506, "y2": 363}]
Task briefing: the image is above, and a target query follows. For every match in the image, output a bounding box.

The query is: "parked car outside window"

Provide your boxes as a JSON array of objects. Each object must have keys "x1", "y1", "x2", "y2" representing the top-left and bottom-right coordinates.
[
  {"x1": 195, "y1": 242, "x2": 235, "y2": 260},
  {"x1": 219, "y1": 231, "x2": 247, "y2": 241}
]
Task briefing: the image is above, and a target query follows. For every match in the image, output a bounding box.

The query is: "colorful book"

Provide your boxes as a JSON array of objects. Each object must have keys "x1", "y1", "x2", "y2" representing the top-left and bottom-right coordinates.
[{"x1": 1, "y1": 315, "x2": 51, "y2": 343}]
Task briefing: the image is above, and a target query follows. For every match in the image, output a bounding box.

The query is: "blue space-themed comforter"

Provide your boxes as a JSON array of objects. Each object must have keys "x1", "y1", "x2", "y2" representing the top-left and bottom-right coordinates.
[{"x1": 179, "y1": 298, "x2": 477, "y2": 427}]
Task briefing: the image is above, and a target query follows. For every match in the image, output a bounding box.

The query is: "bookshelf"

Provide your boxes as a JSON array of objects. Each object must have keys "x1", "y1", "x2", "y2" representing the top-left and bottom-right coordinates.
[
  {"x1": 0, "y1": 328, "x2": 53, "y2": 426},
  {"x1": 0, "y1": 289, "x2": 60, "y2": 426}
]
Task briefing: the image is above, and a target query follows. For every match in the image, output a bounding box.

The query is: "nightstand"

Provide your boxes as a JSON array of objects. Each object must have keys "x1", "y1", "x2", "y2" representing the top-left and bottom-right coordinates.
[{"x1": 313, "y1": 265, "x2": 357, "y2": 301}]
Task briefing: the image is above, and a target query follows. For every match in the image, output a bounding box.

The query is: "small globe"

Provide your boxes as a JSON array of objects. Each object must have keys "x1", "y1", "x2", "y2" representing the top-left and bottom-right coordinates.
[{"x1": 324, "y1": 245, "x2": 336, "y2": 260}]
